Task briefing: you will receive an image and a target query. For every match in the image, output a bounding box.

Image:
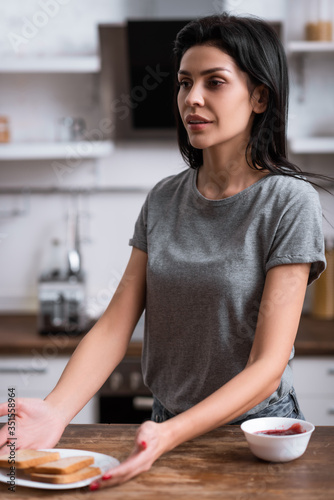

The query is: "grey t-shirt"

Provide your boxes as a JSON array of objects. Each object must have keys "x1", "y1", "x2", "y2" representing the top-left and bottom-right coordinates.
[{"x1": 129, "y1": 168, "x2": 326, "y2": 420}]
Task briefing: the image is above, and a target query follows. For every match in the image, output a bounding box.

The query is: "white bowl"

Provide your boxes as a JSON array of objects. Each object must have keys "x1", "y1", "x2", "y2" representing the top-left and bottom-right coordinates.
[{"x1": 241, "y1": 417, "x2": 315, "y2": 462}]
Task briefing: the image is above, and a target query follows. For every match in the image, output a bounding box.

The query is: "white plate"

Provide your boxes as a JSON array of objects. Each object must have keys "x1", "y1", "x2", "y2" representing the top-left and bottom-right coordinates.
[{"x1": 0, "y1": 448, "x2": 119, "y2": 490}]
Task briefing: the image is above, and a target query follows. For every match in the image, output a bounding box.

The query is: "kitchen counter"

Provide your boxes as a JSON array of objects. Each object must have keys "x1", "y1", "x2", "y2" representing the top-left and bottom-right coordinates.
[
  {"x1": 0, "y1": 423, "x2": 333, "y2": 499},
  {"x1": 0, "y1": 314, "x2": 333, "y2": 356},
  {"x1": 0, "y1": 314, "x2": 142, "y2": 357},
  {"x1": 294, "y1": 315, "x2": 334, "y2": 356}
]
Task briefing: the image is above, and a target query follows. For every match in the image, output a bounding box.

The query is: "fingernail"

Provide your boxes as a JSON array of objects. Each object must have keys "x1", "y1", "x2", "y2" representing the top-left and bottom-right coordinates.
[
  {"x1": 141, "y1": 440, "x2": 147, "y2": 449},
  {"x1": 102, "y1": 473, "x2": 112, "y2": 480},
  {"x1": 89, "y1": 481, "x2": 100, "y2": 491}
]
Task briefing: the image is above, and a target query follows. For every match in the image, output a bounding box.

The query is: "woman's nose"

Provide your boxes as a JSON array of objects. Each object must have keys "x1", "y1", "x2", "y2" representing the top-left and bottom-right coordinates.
[{"x1": 184, "y1": 84, "x2": 205, "y2": 107}]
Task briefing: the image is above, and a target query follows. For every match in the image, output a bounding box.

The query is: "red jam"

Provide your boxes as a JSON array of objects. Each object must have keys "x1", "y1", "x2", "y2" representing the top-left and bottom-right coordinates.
[{"x1": 255, "y1": 423, "x2": 306, "y2": 436}]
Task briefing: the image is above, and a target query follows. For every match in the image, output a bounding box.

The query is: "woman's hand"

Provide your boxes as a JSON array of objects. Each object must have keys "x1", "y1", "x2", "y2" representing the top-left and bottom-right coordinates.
[
  {"x1": 0, "y1": 398, "x2": 66, "y2": 452},
  {"x1": 89, "y1": 420, "x2": 170, "y2": 491}
]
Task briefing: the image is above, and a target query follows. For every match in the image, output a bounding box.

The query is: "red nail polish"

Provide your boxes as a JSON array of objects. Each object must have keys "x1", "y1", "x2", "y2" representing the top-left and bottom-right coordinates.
[
  {"x1": 102, "y1": 473, "x2": 112, "y2": 480},
  {"x1": 141, "y1": 440, "x2": 147, "y2": 449},
  {"x1": 89, "y1": 481, "x2": 100, "y2": 491}
]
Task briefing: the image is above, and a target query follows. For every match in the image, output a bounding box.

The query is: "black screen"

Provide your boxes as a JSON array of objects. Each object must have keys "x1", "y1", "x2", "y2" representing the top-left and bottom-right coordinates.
[{"x1": 127, "y1": 20, "x2": 189, "y2": 129}]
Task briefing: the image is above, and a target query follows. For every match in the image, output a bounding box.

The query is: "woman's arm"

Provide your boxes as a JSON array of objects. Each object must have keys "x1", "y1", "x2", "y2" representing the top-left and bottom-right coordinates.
[
  {"x1": 0, "y1": 247, "x2": 147, "y2": 450},
  {"x1": 96, "y1": 262, "x2": 310, "y2": 489}
]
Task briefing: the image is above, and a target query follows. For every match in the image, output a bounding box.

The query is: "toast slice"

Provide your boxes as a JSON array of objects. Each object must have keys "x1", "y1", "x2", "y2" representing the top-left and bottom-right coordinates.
[
  {"x1": 0, "y1": 450, "x2": 60, "y2": 469},
  {"x1": 29, "y1": 466, "x2": 101, "y2": 484},
  {"x1": 26, "y1": 456, "x2": 94, "y2": 474}
]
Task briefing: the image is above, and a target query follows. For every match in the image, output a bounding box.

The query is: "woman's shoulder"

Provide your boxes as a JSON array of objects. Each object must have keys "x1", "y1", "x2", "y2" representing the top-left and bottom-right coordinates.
[
  {"x1": 148, "y1": 168, "x2": 192, "y2": 199},
  {"x1": 265, "y1": 172, "x2": 320, "y2": 200}
]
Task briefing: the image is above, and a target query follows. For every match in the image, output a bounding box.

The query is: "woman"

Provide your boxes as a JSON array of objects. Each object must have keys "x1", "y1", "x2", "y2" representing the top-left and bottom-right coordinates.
[{"x1": 0, "y1": 14, "x2": 327, "y2": 490}]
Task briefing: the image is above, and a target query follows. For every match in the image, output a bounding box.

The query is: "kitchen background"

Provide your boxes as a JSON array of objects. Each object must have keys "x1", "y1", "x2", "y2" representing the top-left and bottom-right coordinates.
[{"x1": 0, "y1": 0, "x2": 334, "y2": 425}]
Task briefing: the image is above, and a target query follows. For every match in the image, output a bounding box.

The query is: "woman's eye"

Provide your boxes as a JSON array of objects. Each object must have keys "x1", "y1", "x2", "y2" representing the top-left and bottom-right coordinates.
[
  {"x1": 178, "y1": 80, "x2": 191, "y2": 89},
  {"x1": 208, "y1": 79, "x2": 224, "y2": 88}
]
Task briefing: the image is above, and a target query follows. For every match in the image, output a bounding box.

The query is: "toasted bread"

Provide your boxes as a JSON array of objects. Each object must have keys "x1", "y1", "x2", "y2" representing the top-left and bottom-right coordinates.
[
  {"x1": 26, "y1": 456, "x2": 94, "y2": 475},
  {"x1": 29, "y1": 466, "x2": 101, "y2": 484},
  {"x1": 0, "y1": 449, "x2": 60, "y2": 469}
]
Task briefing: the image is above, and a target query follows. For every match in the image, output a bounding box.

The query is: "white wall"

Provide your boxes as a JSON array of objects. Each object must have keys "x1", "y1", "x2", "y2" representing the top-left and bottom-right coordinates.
[
  {"x1": 222, "y1": 0, "x2": 286, "y2": 19},
  {"x1": 0, "y1": 0, "x2": 126, "y2": 57},
  {"x1": 0, "y1": 0, "x2": 187, "y2": 313},
  {"x1": 0, "y1": 0, "x2": 287, "y2": 58},
  {"x1": 0, "y1": 141, "x2": 183, "y2": 313},
  {"x1": 0, "y1": 0, "x2": 333, "y2": 314}
]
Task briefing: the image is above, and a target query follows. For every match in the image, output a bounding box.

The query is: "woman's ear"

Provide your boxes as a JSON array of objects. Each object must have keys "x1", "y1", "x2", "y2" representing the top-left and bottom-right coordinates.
[{"x1": 252, "y1": 84, "x2": 269, "y2": 114}]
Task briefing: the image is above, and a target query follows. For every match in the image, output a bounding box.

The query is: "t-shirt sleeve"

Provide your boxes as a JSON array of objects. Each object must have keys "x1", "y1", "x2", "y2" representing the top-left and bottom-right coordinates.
[
  {"x1": 129, "y1": 194, "x2": 149, "y2": 253},
  {"x1": 266, "y1": 188, "x2": 326, "y2": 285}
]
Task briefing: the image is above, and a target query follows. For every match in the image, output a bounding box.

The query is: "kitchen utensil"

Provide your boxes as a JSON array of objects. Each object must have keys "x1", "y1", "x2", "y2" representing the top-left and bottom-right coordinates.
[
  {"x1": 67, "y1": 200, "x2": 81, "y2": 277},
  {"x1": 72, "y1": 117, "x2": 86, "y2": 141},
  {"x1": 57, "y1": 117, "x2": 86, "y2": 142},
  {"x1": 37, "y1": 198, "x2": 87, "y2": 335},
  {"x1": 37, "y1": 278, "x2": 86, "y2": 335}
]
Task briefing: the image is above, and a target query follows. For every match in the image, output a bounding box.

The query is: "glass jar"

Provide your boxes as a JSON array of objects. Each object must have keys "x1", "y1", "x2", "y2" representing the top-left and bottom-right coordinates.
[
  {"x1": 0, "y1": 116, "x2": 10, "y2": 143},
  {"x1": 305, "y1": 0, "x2": 320, "y2": 40},
  {"x1": 305, "y1": 0, "x2": 333, "y2": 41}
]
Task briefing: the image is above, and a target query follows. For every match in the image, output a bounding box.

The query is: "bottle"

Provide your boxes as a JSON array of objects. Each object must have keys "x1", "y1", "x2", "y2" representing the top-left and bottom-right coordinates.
[
  {"x1": 311, "y1": 238, "x2": 334, "y2": 319},
  {"x1": 0, "y1": 116, "x2": 10, "y2": 143},
  {"x1": 48, "y1": 238, "x2": 65, "y2": 280},
  {"x1": 305, "y1": 0, "x2": 320, "y2": 40},
  {"x1": 305, "y1": 0, "x2": 333, "y2": 41}
]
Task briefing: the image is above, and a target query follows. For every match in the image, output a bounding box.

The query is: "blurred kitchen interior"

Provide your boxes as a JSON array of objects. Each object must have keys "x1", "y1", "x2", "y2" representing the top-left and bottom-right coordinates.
[
  {"x1": 0, "y1": 0, "x2": 333, "y2": 425},
  {"x1": 0, "y1": 0, "x2": 333, "y2": 315}
]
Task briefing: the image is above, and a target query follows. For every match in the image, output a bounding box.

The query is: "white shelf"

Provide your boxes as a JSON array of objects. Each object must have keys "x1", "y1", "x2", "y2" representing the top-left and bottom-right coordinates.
[
  {"x1": 0, "y1": 56, "x2": 100, "y2": 73},
  {"x1": 289, "y1": 137, "x2": 334, "y2": 153},
  {"x1": 288, "y1": 41, "x2": 334, "y2": 53},
  {"x1": 0, "y1": 141, "x2": 114, "y2": 160}
]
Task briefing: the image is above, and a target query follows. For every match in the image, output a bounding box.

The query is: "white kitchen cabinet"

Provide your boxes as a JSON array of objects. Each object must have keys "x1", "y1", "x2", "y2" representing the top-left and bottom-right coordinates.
[
  {"x1": 287, "y1": 41, "x2": 334, "y2": 53},
  {"x1": 0, "y1": 141, "x2": 114, "y2": 161},
  {"x1": 286, "y1": 41, "x2": 334, "y2": 153},
  {"x1": 291, "y1": 357, "x2": 334, "y2": 425},
  {"x1": 0, "y1": 56, "x2": 100, "y2": 73},
  {"x1": 0, "y1": 355, "x2": 98, "y2": 424},
  {"x1": 0, "y1": 55, "x2": 113, "y2": 160}
]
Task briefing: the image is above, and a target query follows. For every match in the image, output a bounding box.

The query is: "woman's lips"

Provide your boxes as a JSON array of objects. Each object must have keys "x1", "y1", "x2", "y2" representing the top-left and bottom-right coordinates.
[
  {"x1": 186, "y1": 114, "x2": 212, "y2": 131},
  {"x1": 187, "y1": 122, "x2": 211, "y2": 131}
]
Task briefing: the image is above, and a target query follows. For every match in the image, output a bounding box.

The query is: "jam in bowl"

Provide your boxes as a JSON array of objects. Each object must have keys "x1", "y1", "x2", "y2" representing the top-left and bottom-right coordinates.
[{"x1": 241, "y1": 417, "x2": 315, "y2": 462}]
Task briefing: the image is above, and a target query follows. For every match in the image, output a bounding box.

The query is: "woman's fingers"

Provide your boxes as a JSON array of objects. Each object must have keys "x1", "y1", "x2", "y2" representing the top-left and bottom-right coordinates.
[
  {"x1": 0, "y1": 428, "x2": 9, "y2": 452},
  {"x1": 107, "y1": 442, "x2": 152, "y2": 483},
  {"x1": 0, "y1": 402, "x2": 9, "y2": 417},
  {"x1": 0, "y1": 399, "x2": 20, "y2": 451},
  {"x1": 89, "y1": 421, "x2": 167, "y2": 491},
  {"x1": 139, "y1": 440, "x2": 147, "y2": 450},
  {"x1": 0, "y1": 398, "x2": 65, "y2": 452},
  {"x1": 89, "y1": 449, "x2": 149, "y2": 490}
]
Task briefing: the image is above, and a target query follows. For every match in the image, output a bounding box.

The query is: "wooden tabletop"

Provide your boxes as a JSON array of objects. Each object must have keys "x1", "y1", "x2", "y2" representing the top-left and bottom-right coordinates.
[{"x1": 1, "y1": 424, "x2": 333, "y2": 499}]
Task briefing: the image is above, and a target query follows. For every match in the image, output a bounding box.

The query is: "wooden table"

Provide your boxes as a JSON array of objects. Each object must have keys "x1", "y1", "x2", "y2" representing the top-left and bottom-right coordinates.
[{"x1": 1, "y1": 424, "x2": 333, "y2": 499}]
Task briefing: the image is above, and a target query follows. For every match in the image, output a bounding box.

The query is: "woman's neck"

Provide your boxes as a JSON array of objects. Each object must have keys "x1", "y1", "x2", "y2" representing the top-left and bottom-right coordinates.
[{"x1": 198, "y1": 144, "x2": 267, "y2": 200}]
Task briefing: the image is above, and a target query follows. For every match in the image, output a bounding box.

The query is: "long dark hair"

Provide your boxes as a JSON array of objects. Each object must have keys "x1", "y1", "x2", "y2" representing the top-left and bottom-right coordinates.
[{"x1": 173, "y1": 13, "x2": 332, "y2": 187}]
